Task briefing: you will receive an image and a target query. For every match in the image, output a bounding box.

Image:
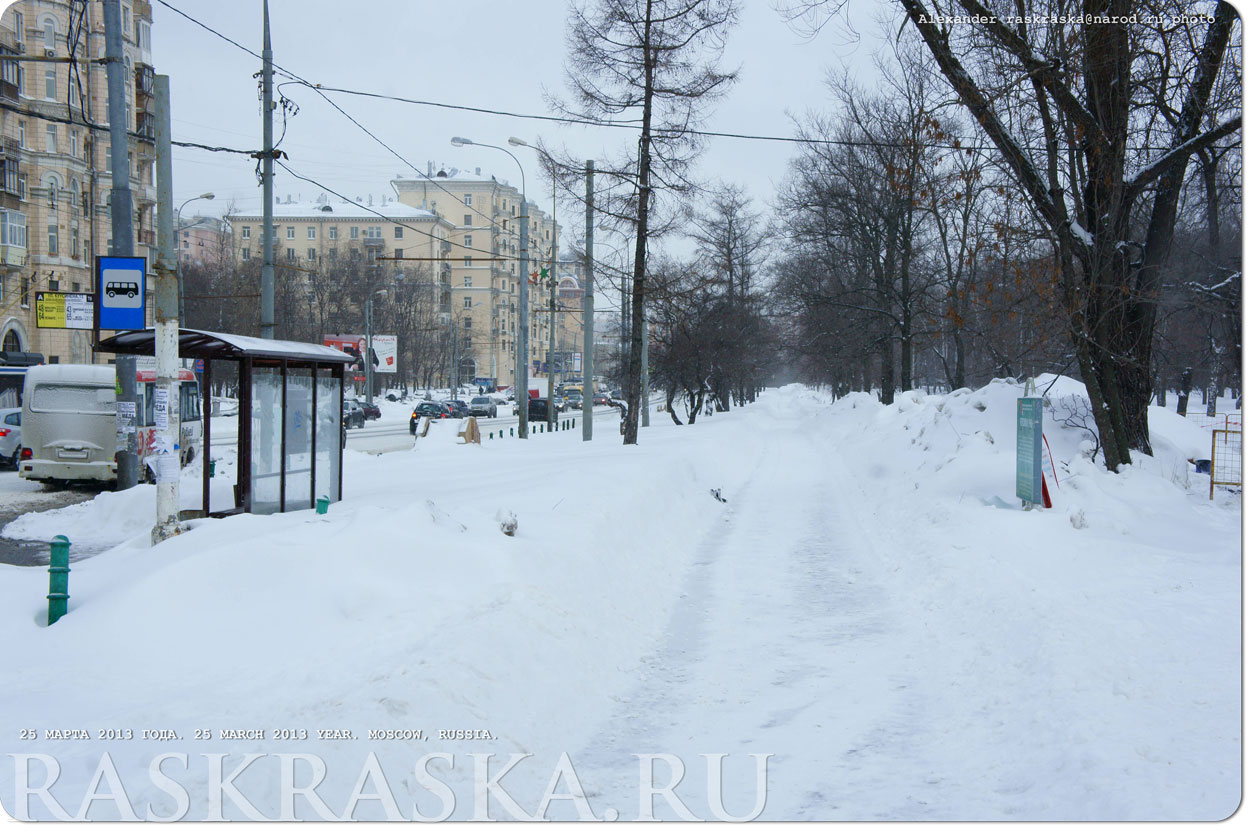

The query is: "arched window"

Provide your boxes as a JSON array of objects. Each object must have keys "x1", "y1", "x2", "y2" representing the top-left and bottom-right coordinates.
[
  {"x1": 41, "y1": 16, "x2": 55, "y2": 51},
  {"x1": 2, "y1": 329, "x2": 21, "y2": 352}
]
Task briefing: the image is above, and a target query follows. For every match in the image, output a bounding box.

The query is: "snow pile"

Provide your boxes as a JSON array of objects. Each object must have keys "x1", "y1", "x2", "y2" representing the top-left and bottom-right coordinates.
[{"x1": 0, "y1": 379, "x2": 1238, "y2": 821}]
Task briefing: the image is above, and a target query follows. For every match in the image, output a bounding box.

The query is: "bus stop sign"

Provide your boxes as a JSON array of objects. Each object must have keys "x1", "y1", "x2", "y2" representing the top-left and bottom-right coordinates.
[{"x1": 95, "y1": 256, "x2": 147, "y2": 332}]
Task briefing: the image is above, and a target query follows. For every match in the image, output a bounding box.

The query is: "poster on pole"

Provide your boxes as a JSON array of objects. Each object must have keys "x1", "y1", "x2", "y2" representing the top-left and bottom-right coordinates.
[{"x1": 370, "y1": 334, "x2": 397, "y2": 373}]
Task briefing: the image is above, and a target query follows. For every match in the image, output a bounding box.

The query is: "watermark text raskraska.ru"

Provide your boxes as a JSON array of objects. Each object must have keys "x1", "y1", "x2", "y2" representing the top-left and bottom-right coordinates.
[
  {"x1": 917, "y1": 11, "x2": 1216, "y2": 26},
  {"x1": 4, "y1": 751, "x2": 773, "y2": 821}
]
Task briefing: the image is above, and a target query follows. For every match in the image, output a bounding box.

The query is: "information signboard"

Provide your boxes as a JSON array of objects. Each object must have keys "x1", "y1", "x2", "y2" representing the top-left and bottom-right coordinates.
[
  {"x1": 1016, "y1": 397, "x2": 1044, "y2": 504},
  {"x1": 35, "y1": 292, "x2": 94, "y2": 329},
  {"x1": 95, "y1": 255, "x2": 147, "y2": 331}
]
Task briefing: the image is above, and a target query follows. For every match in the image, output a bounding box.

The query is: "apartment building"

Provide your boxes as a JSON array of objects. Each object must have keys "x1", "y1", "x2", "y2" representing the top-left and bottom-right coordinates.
[
  {"x1": 0, "y1": 0, "x2": 159, "y2": 365},
  {"x1": 392, "y1": 166, "x2": 585, "y2": 389}
]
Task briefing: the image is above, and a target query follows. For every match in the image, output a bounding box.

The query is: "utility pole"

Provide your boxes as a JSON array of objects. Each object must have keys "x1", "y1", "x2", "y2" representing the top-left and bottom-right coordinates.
[
  {"x1": 518, "y1": 195, "x2": 529, "y2": 438},
  {"x1": 103, "y1": 0, "x2": 138, "y2": 490},
  {"x1": 641, "y1": 304, "x2": 649, "y2": 427},
  {"x1": 546, "y1": 196, "x2": 557, "y2": 431},
  {"x1": 582, "y1": 161, "x2": 594, "y2": 441},
  {"x1": 152, "y1": 74, "x2": 181, "y2": 542},
  {"x1": 259, "y1": 0, "x2": 275, "y2": 339}
]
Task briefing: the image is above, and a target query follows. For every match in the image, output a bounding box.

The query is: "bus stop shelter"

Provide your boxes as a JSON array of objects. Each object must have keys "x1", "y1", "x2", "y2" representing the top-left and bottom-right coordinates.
[{"x1": 97, "y1": 328, "x2": 353, "y2": 517}]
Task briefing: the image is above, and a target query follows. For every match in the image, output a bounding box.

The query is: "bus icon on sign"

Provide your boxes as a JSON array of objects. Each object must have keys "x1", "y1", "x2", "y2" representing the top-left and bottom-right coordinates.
[
  {"x1": 101, "y1": 269, "x2": 143, "y2": 308},
  {"x1": 105, "y1": 281, "x2": 138, "y2": 298}
]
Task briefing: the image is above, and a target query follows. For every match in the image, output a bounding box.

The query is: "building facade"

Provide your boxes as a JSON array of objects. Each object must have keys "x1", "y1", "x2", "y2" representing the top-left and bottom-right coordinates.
[
  {"x1": 392, "y1": 166, "x2": 584, "y2": 389},
  {"x1": 0, "y1": 0, "x2": 159, "y2": 365}
]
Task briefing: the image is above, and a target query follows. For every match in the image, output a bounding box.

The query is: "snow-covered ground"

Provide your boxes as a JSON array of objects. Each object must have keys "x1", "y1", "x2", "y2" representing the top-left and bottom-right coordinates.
[{"x1": 0, "y1": 379, "x2": 1239, "y2": 821}]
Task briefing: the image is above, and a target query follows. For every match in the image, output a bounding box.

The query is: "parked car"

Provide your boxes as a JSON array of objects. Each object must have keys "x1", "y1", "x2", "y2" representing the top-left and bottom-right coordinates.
[
  {"x1": 343, "y1": 399, "x2": 366, "y2": 429},
  {"x1": 445, "y1": 400, "x2": 471, "y2": 418},
  {"x1": 0, "y1": 407, "x2": 21, "y2": 467},
  {"x1": 468, "y1": 396, "x2": 498, "y2": 418},
  {"x1": 358, "y1": 399, "x2": 381, "y2": 420},
  {"x1": 593, "y1": 394, "x2": 610, "y2": 406}
]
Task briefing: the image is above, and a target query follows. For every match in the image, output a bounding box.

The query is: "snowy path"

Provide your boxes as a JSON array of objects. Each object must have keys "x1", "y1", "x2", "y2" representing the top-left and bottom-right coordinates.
[{"x1": 545, "y1": 404, "x2": 921, "y2": 819}]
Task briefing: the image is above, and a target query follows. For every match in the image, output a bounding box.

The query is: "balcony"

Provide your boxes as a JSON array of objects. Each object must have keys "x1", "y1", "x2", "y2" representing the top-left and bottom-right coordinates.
[
  {"x1": 134, "y1": 63, "x2": 155, "y2": 100},
  {"x1": 0, "y1": 209, "x2": 26, "y2": 266},
  {"x1": 139, "y1": 229, "x2": 155, "y2": 246},
  {"x1": 135, "y1": 112, "x2": 156, "y2": 141}
]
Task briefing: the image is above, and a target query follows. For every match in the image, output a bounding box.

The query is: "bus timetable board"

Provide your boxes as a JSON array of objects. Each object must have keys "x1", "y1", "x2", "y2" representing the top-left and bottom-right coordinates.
[{"x1": 35, "y1": 291, "x2": 94, "y2": 329}]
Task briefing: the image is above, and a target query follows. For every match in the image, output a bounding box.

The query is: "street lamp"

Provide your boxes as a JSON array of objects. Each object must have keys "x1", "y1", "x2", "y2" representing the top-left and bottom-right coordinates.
[
  {"x1": 509, "y1": 137, "x2": 560, "y2": 430},
  {"x1": 175, "y1": 191, "x2": 214, "y2": 321},
  {"x1": 451, "y1": 136, "x2": 530, "y2": 438},
  {"x1": 365, "y1": 286, "x2": 387, "y2": 407}
]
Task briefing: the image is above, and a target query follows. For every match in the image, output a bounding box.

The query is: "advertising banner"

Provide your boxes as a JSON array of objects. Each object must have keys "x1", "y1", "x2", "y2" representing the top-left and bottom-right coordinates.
[{"x1": 370, "y1": 334, "x2": 397, "y2": 374}]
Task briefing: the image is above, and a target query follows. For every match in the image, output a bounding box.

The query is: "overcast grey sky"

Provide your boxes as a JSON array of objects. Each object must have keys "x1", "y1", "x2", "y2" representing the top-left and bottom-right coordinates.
[{"x1": 153, "y1": 0, "x2": 888, "y2": 253}]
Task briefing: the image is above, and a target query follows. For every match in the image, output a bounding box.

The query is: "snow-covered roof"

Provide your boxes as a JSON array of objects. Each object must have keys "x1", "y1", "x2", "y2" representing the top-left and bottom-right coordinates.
[
  {"x1": 97, "y1": 328, "x2": 354, "y2": 364},
  {"x1": 229, "y1": 200, "x2": 440, "y2": 221}
]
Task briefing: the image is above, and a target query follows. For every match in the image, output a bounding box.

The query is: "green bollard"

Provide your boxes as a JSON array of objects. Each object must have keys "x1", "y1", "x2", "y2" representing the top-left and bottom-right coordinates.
[
  {"x1": 48, "y1": 536, "x2": 70, "y2": 625},
  {"x1": 510, "y1": 427, "x2": 514, "y2": 437},
  {"x1": 209, "y1": 459, "x2": 216, "y2": 478}
]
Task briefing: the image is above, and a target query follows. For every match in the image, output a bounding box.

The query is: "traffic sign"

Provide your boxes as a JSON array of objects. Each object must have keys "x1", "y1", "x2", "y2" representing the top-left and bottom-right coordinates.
[
  {"x1": 95, "y1": 255, "x2": 147, "y2": 331},
  {"x1": 194, "y1": 358, "x2": 204, "y2": 373}
]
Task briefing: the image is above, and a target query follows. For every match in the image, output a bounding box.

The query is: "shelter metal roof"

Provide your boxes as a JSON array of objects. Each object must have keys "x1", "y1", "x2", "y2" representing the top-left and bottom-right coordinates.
[{"x1": 97, "y1": 328, "x2": 354, "y2": 364}]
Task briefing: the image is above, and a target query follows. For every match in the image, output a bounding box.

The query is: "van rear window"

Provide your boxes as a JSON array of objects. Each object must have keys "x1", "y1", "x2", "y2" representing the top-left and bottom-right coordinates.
[{"x1": 30, "y1": 384, "x2": 115, "y2": 414}]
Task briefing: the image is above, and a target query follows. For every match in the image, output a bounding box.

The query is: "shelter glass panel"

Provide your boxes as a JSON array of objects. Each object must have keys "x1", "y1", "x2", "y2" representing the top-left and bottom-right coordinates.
[
  {"x1": 314, "y1": 368, "x2": 341, "y2": 504},
  {"x1": 250, "y1": 365, "x2": 282, "y2": 514},
  {"x1": 284, "y1": 367, "x2": 313, "y2": 512}
]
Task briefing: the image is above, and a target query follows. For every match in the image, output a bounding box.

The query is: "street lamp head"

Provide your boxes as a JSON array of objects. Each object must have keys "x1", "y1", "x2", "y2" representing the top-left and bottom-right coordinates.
[
  {"x1": 450, "y1": 136, "x2": 473, "y2": 147},
  {"x1": 199, "y1": 192, "x2": 215, "y2": 200},
  {"x1": 507, "y1": 137, "x2": 530, "y2": 148}
]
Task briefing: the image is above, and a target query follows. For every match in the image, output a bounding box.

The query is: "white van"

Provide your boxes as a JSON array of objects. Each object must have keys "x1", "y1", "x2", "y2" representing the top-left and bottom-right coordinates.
[
  {"x1": 19, "y1": 364, "x2": 203, "y2": 484},
  {"x1": 19, "y1": 364, "x2": 117, "y2": 483}
]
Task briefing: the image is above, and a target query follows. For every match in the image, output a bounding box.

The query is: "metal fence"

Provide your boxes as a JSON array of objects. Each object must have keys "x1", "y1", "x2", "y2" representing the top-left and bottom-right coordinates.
[
  {"x1": 1185, "y1": 410, "x2": 1242, "y2": 431},
  {"x1": 1210, "y1": 429, "x2": 1242, "y2": 499}
]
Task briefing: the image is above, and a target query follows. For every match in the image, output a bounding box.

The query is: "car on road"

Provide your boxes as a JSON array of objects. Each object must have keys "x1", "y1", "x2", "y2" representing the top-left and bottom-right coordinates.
[
  {"x1": 468, "y1": 396, "x2": 498, "y2": 418},
  {"x1": 564, "y1": 392, "x2": 583, "y2": 410},
  {"x1": 593, "y1": 393, "x2": 610, "y2": 406},
  {"x1": 355, "y1": 399, "x2": 381, "y2": 420},
  {"x1": 343, "y1": 399, "x2": 366, "y2": 429},
  {"x1": 445, "y1": 400, "x2": 471, "y2": 418},
  {"x1": 0, "y1": 407, "x2": 21, "y2": 468},
  {"x1": 527, "y1": 398, "x2": 554, "y2": 421},
  {"x1": 409, "y1": 401, "x2": 450, "y2": 433}
]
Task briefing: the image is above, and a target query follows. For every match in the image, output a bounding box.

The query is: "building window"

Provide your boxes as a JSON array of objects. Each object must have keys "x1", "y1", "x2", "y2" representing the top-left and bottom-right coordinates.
[
  {"x1": 137, "y1": 20, "x2": 150, "y2": 51},
  {"x1": 307, "y1": 247, "x2": 316, "y2": 260},
  {"x1": 394, "y1": 226, "x2": 403, "y2": 239},
  {"x1": 350, "y1": 248, "x2": 359, "y2": 261},
  {"x1": 366, "y1": 226, "x2": 381, "y2": 238},
  {"x1": 463, "y1": 214, "x2": 472, "y2": 226},
  {"x1": 463, "y1": 317, "x2": 472, "y2": 329},
  {"x1": 464, "y1": 193, "x2": 472, "y2": 206},
  {"x1": 349, "y1": 226, "x2": 359, "y2": 240},
  {"x1": 307, "y1": 226, "x2": 315, "y2": 240},
  {"x1": 45, "y1": 124, "x2": 55, "y2": 152},
  {"x1": 47, "y1": 224, "x2": 57, "y2": 255},
  {"x1": 49, "y1": 278, "x2": 58, "y2": 290},
  {"x1": 241, "y1": 248, "x2": 250, "y2": 261},
  {"x1": 463, "y1": 296, "x2": 472, "y2": 309},
  {"x1": 241, "y1": 226, "x2": 250, "y2": 239},
  {"x1": 464, "y1": 234, "x2": 472, "y2": 248},
  {"x1": 328, "y1": 226, "x2": 337, "y2": 240},
  {"x1": 13, "y1": 11, "x2": 22, "y2": 40},
  {"x1": 42, "y1": 17, "x2": 53, "y2": 49},
  {"x1": 464, "y1": 256, "x2": 471, "y2": 267},
  {"x1": 71, "y1": 282, "x2": 79, "y2": 292},
  {"x1": 286, "y1": 226, "x2": 295, "y2": 240},
  {"x1": 17, "y1": 121, "x2": 24, "y2": 148},
  {"x1": 69, "y1": 130, "x2": 78, "y2": 157},
  {"x1": 20, "y1": 277, "x2": 28, "y2": 307},
  {"x1": 464, "y1": 276, "x2": 472, "y2": 287},
  {"x1": 46, "y1": 180, "x2": 57, "y2": 209},
  {"x1": 70, "y1": 227, "x2": 77, "y2": 259},
  {"x1": 44, "y1": 68, "x2": 54, "y2": 99},
  {"x1": 328, "y1": 248, "x2": 337, "y2": 261},
  {"x1": 286, "y1": 247, "x2": 295, "y2": 261},
  {"x1": 18, "y1": 175, "x2": 25, "y2": 201},
  {"x1": 394, "y1": 248, "x2": 403, "y2": 261}
]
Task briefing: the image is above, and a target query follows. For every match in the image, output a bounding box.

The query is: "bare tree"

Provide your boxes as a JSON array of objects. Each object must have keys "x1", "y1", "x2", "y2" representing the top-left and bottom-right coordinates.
[{"x1": 553, "y1": 0, "x2": 740, "y2": 443}]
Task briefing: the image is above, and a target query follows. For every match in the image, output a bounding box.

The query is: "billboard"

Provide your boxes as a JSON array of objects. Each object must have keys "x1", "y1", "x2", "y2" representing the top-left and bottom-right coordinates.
[
  {"x1": 36, "y1": 292, "x2": 94, "y2": 329},
  {"x1": 323, "y1": 334, "x2": 397, "y2": 374}
]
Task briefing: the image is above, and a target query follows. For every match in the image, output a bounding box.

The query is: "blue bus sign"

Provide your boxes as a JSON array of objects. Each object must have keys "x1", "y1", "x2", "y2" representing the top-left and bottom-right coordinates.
[{"x1": 95, "y1": 256, "x2": 147, "y2": 331}]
